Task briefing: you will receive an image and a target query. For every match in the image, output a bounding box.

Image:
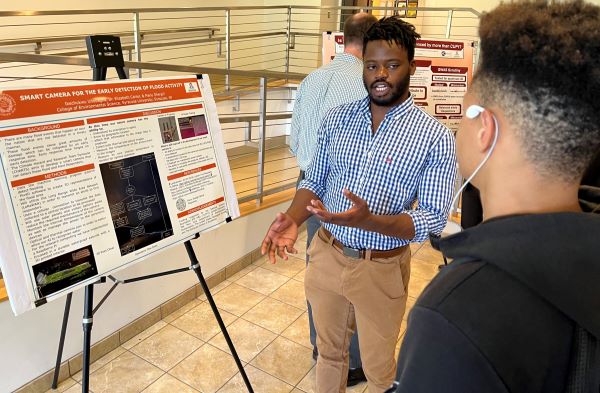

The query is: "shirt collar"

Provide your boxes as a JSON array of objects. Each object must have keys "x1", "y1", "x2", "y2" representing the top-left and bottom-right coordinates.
[
  {"x1": 359, "y1": 94, "x2": 415, "y2": 122},
  {"x1": 331, "y1": 52, "x2": 363, "y2": 67}
]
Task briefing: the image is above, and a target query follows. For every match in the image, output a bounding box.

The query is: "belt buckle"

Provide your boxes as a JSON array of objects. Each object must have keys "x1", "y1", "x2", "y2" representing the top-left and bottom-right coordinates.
[{"x1": 342, "y1": 245, "x2": 362, "y2": 259}]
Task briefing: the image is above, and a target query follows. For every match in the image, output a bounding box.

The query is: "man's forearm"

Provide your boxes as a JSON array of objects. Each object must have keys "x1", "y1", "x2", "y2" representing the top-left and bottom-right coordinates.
[
  {"x1": 362, "y1": 213, "x2": 415, "y2": 240},
  {"x1": 286, "y1": 188, "x2": 320, "y2": 226}
]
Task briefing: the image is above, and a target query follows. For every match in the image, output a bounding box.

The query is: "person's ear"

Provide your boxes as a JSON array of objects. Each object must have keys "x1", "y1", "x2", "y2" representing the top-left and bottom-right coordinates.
[
  {"x1": 477, "y1": 110, "x2": 497, "y2": 152},
  {"x1": 409, "y1": 59, "x2": 416, "y2": 75}
]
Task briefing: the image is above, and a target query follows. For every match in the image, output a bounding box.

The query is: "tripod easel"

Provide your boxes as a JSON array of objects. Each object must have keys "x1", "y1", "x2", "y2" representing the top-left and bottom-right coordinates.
[{"x1": 50, "y1": 35, "x2": 253, "y2": 393}]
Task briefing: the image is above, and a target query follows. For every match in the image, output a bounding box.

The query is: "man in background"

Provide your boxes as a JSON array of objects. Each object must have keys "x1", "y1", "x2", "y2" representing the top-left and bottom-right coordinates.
[
  {"x1": 289, "y1": 11, "x2": 377, "y2": 386},
  {"x1": 392, "y1": 1, "x2": 600, "y2": 391}
]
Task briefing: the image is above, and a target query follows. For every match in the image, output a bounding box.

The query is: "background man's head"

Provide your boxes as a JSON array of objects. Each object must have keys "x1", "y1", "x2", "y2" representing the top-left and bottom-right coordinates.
[
  {"x1": 343, "y1": 12, "x2": 378, "y2": 51},
  {"x1": 362, "y1": 17, "x2": 420, "y2": 108},
  {"x1": 459, "y1": 0, "x2": 600, "y2": 188}
]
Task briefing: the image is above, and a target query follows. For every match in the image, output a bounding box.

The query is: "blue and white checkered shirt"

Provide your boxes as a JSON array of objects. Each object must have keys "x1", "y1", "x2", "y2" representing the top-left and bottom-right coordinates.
[
  {"x1": 299, "y1": 95, "x2": 456, "y2": 248},
  {"x1": 290, "y1": 53, "x2": 367, "y2": 171}
]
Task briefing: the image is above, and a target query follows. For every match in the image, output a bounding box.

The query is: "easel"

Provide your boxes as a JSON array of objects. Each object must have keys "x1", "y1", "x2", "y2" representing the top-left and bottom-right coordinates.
[{"x1": 50, "y1": 35, "x2": 254, "y2": 393}]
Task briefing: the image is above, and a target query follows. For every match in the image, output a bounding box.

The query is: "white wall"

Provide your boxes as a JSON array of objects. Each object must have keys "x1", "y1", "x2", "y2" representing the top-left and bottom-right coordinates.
[{"x1": 0, "y1": 201, "x2": 290, "y2": 392}]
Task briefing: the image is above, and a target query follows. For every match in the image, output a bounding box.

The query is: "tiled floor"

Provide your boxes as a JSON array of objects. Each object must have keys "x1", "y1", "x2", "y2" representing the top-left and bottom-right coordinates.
[{"x1": 49, "y1": 229, "x2": 443, "y2": 393}]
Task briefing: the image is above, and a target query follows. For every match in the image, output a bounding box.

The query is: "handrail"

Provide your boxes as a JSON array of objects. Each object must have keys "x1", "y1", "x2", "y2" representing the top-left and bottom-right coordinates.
[
  {"x1": 0, "y1": 6, "x2": 481, "y2": 17},
  {"x1": 220, "y1": 113, "x2": 292, "y2": 124},
  {"x1": 0, "y1": 27, "x2": 219, "y2": 47},
  {"x1": 0, "y1": 52, "x2": 307, "y2": 80}
]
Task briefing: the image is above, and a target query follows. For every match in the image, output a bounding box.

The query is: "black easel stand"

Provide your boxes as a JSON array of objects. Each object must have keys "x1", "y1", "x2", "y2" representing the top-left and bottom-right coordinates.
[
  {"x1": 52, "y1": 238, "x2": 253, "y2": 392},
  {"x1": 51, "y1": 35, "x2": 253, "y2": 392}
]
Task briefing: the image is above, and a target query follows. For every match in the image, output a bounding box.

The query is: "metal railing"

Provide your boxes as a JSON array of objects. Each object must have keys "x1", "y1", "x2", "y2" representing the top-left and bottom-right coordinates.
[{"x1": 0, "y1": 5, "x2": 481, "y2": 206}]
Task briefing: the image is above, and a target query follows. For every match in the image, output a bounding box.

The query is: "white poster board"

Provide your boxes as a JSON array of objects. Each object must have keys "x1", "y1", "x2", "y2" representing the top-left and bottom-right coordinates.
[
  {"x1": 322, "y1": 32, "x2": 345, "y2": 65},
  {"x1": 0, "y1": 75, "x2": 239, "y2": 315},
  {"x1": 321, "y1": 33, "x2": 473, "y2": 132}
]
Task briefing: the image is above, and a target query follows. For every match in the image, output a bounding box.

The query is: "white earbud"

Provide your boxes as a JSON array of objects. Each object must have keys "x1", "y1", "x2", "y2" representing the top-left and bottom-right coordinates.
[
  {"x1": 448, "y1": 105, "x2": 500, "y2": 226},
  {"x1": 465, "y1": 104, "x2": 485, "y2": 119}
]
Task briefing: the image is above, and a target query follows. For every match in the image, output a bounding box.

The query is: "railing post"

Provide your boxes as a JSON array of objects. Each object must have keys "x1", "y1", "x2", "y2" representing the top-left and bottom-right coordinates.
[
  {"x1": 133, "y1": 12, "x2": 142, "y2": 78},
  {"x1": 285, "y1": 6, "x2": 292, "y2": 77},
  {"x1": 225, "y1": 9, "x2": 231, "y2": 91},
  {"x1": 257, "y1": 77, "x2": 268, "y2": 204},
  {"x1": 445, "y1": 10, "x2": 454, "y2": 39}
]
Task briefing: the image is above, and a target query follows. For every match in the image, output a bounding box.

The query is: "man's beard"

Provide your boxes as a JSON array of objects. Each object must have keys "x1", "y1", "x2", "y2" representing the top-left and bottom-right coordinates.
[{"x1": 364, "y1": 72, "x2": 411, "y2": 107}]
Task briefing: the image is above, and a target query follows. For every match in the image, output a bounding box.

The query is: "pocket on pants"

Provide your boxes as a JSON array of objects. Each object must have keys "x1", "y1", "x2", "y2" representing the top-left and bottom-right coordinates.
[{"x1": 369, "y1": 258, "x2": 406, "y2": 299}]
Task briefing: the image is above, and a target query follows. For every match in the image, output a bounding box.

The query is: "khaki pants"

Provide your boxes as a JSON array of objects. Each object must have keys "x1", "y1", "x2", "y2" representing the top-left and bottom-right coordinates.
[{"x1": 305, "y1": 229, "x2": 411, "y2": 393}]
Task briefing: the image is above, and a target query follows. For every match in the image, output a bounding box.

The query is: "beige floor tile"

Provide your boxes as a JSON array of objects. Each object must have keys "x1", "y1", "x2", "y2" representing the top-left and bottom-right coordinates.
[
  {"x1": 410, "y1": 260, "x2": 440, "y2": 281},
  {"x1": 198, "y1": 280, "x2": 232, "y2": 301},
  {"x1": 44, "y1": 377, "x2": 77, "y2": 393},
  {"x1": 171, "y1": 302, "x2": 237, "y2": 342},
  {"x1": 296, "y1": 365, "x2": 368, "y2": 393},
  {"x1": 73, "y1": 346, "x2": 128, "y2": 382},
  {"x1": 293, "y1": 268, "x2": 305, "y2": 283},
  {"x1": 409, "y1": 242, "x2": 423, "y2": 255},
  {"x1": 252, "y1": 254, "x2": 268, "y2": 267},
  {"x1": 412, "y1": 245, "x2": 444, "y2": 265},
  {"x1": 403, "y1": 297, "x2": 417, "y2": 322},
  {"x1": 217, "y1": 364, "x2": 293, "y2": 393},
  {"x1": 228, "y1": 264, "x2": 258, "y2": 282},
  {"x1": 270, "y1": 279, "x2": 307, "y2": 310},
  {"x1": 123, "y1": 321, "x2": 168, "y2": 350},
  {"x1": 208, "y1": 318, "x2": 277, "y2": 362},
  {"x1": 408, "y1": 275, "x2": 431, "y2": 298},
  {"x1": 212, "y1": 283, "x2": 266, "y2": 316},
  {"x1": 170, "y1": 344, "x2": 240, "y2": 393},
  {"x1": 243, "y1": 297, "x2": 304, "y2": 334},
  {"x1": 260, "y1": 255, "x2": 306, "y2": 278},
  {"x1": 62, "y1": 383, "x2": 83, "y2": 393},
  {"x1": 235, "y1": 267, "x2": 291, "y2": 295},
  {"x1": 141, "y1": 373, "x2": 199, "y2": 393},
  {"x1": 88, "y1": 351, "x2": 163, "y2": 393},
  {"x1": 130, "y1": 324, "x2": 203, "y2": 371},
  {"x1": 162, "y1": 299, "x2": 203, "y2": 324},
  {"x1": 251, "y1": 336, "x2": 313, "y2": 386},
  {"x1": 294, "y1": 248, "x2": 308, "y2": 262},
  {"x1": 280, "y1": 312, "x2": 312, "y2": 349}
]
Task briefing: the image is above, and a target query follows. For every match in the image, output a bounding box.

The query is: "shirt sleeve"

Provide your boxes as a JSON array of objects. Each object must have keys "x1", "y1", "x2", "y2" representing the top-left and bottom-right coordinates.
[
  {"x1": 297, "y1": 110, "x2": 333, "y2": 199},
  {"x1": 394, "y1": 306, "x2": 508, "y2": 393},
  {"x1": 289, "y1": 84, "x2": 303, "y2": 156},
  {"x1": 403, "y1": 129, "x2": 456, "y2": 242}
]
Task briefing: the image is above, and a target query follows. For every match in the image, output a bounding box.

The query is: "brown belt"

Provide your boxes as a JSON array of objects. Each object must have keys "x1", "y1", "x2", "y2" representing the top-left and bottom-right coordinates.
[{"x1": 319, "y1": 227, "x2": 409, "y2": 260}]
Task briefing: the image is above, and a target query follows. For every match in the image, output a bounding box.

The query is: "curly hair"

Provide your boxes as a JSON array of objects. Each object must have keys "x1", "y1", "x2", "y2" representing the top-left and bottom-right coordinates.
[
  {"x1": 363, "y1": 16, "x2": 421, "y2": 60},
  {"x1": 474, "y1": 0, "x2": 600, "y2": 182}
]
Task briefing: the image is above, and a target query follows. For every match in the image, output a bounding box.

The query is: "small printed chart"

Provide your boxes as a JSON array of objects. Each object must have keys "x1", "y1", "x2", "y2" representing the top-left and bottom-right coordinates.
[{"x1": 100, "y1": 152, "x2": 173, "y2": 256}]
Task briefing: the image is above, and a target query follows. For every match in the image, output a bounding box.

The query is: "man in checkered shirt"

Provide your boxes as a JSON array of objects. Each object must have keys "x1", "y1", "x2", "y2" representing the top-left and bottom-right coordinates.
[{"x1": 262, "y1": 17, "x2": 456, "y2": 393}]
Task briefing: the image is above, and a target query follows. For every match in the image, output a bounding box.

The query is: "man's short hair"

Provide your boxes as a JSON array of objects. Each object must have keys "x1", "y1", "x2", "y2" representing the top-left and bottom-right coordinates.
[
  {"x1": 362, "y1": 17, "x2": 421, "y2": 60},
  {"x1": 343, "y1": 12, "x2": 378, "y2": 47},
  {"x1": 474, "y1": 0, "x2": 600, "y2": 182}
]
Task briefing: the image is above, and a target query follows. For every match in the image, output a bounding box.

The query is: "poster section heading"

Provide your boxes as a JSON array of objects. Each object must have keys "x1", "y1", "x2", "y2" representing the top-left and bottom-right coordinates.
[
  {"x1": 0, "y1": 76, "x2": 238, "y2": 315},
  {"x1": 321, "y1": 35, "x2": 473, "y2": 132}
]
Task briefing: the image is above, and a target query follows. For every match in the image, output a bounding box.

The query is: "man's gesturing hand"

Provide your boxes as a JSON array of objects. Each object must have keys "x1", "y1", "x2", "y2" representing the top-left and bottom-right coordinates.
[
  {"x1": 306, "y1": 189, "x2": 371, "y2": 228},
  {"x1": 261, "y1": 212, "x2": 298, "y2": 264}
]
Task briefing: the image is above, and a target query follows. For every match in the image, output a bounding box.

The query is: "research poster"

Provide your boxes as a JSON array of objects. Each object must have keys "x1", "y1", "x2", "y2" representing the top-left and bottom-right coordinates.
[
  {"x1": 411, "y1": 39, "x2": 473, "y2": 133},
  {"x1": 321, "y1": 35, "x2": 473, "y2": 132},
  {"x1": 0, "y1": 75, "x2": 239, "y2": 315},
  {"x1": 322, "y1": 32, "x2": 345, "y2": 65}
]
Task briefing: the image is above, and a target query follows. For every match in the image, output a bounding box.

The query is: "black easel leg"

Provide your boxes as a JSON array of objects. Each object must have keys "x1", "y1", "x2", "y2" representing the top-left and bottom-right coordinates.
[
  {"x1": 81, "y1": 285, "x2": 94, "y2": 393},
  {"x1": 51, "y1": 292, "x2": 72, "y2": 389},
  {"x1": 184, "y1": 241, "x2": 254, "y2": 393}
]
